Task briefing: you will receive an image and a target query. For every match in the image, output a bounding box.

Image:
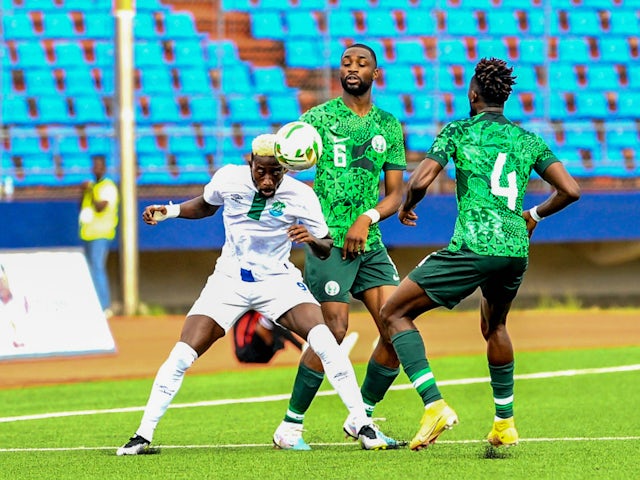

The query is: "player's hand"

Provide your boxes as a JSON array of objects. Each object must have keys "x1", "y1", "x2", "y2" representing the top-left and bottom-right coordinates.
[
  {"x1": 142, "y1": 205, "x2": 167, "y2": 225},
  {"x1": 342, "y1": 216, "x2": 370, "y2": 259},
  {"x1": 522, "y1": 210, "x2": 538, "y2": 238},
  {"x1": 399, "y1": 208, "x2": 418, "y2": 226},
  {"x1": 288, "y1": 224, "x2": 313, "y2": 244}
]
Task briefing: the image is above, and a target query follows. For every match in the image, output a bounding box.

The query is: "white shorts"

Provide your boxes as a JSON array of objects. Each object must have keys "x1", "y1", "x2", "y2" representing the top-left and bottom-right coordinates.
[{"x1": 187, "y1": 269, "x2": 320, "y2": 332}]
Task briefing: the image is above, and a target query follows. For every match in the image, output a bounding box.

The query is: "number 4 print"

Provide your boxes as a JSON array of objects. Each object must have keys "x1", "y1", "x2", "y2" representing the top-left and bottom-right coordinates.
[{"x1": 491, "y1": 152, "x2": 517, "y2": 211}]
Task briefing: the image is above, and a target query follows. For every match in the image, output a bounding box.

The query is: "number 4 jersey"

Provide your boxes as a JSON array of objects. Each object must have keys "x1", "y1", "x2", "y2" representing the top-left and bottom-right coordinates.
[{"x1": 426, "y1": 112, "x2": 559, "y2": 258}]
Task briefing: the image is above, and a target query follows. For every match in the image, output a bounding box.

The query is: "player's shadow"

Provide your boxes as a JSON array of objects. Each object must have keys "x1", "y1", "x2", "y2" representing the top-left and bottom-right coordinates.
[{"x1": 481, "y1": 444, "x2": 514, "y2": 459}]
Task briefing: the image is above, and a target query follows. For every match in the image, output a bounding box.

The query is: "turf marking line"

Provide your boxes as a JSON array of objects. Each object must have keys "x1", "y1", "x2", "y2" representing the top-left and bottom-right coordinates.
[
  {"x1": 1, "y1": 364, "x2": 638, "y2": 424},
  {"x1": 1, "y1": 437, "x2": 639, "y2": 453}
]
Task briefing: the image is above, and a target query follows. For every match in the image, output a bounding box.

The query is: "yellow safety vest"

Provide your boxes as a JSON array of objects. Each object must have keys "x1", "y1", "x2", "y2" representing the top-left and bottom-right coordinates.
[{"x1": 79, "y1": 178, "x2": 119, "y2": 241}]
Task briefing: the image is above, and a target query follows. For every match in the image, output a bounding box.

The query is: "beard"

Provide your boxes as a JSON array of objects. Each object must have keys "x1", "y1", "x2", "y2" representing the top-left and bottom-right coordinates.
[{"x1": 340, "y1": 76, "x2": 373, "y2": 97}]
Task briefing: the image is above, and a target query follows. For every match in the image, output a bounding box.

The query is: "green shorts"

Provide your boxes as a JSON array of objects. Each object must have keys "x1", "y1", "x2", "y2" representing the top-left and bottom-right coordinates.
[
  {"x1": 408, "y1": 247, "x2": 528, "y2": 309},
  {"x1": 304, "y1": 247, "x2": 400, "y2": 303}
]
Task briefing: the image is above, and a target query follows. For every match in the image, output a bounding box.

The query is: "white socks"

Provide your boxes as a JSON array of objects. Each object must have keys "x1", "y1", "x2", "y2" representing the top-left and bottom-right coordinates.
[
  {"x1": 136, "y1": 341, "x2": 198, "y2": 442},
  {"x1": 306, "y1": 324, "x2": 369, "y2": 432}
]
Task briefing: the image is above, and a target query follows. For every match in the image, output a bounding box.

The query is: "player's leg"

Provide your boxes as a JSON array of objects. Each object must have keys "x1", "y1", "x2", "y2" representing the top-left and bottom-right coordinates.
[
  {"x1": 278, "y1": 302, "x2": 396, "y2": 450},
  {"x1": 481, "y1": 256, "x2": 527, "y2": 447},
  {"x1": 116, "y1": 314, "x2": 224, "y2": 455}
]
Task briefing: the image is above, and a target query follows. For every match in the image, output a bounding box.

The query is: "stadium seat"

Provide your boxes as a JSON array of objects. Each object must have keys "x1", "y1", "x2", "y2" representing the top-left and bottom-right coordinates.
[
  {"x1": 136, "y1": 135, "x2": 165, "y2": 155},
  {"x1": 556, "y1": 37, "x2": 592, "y2": 63},
  {"x1": 364, "y1": 10, "x2": 399, "y2": 37},
  {"x1": 251, "y1": 11, "x2": 285, "y2": 40},
  {"x1": 586, "y1": 64, "x2": 620, "y2": 90},
  {"x1": 42, "y1": 12, "x2": 77, "y2": 38},
  {"x1": 10, "y1": 129, "x2": 46, "y2": 155},
  {"x1": 167, "y1": 135, "x2": 201, "y2": 154},
  {"x1": 13, "y1": 42, "x2": 50, "y2": 67},
  {"x1": 485, "y1": 10, "x2": 521, "y2": 36},
  {"x1": 206, "y1": 41, "x2": 240, "y2": 67},
  {"x1": 561, "y1": 124, "x2": 600, "y2": 149},
  {"x1": 608, "y1": 10, "x2": 639, "y2": 35},
  {"x1": 226, "y1": 96, "x2": 263, "y2": 124},
  {"x1": 164, "y1": 12, "x2": 199, "y2": 39},
  {"x1": 53, "y1": 42, "x2": 86, "y2": 67},
  {"x1": 3, "y1": 14, "x2": 36, "y2": 40},
  {"x1": 410, "y1": 94, "x2": 438, "y2": 122},
  {"x1": 514, "y1": 66, "x2": 538, "y2": 90},
  {"x1": 517, "y1": 38, "x2": 547, "y2": 64},
  {"x1": 382, "y1": 65, "x2": 419, "y2": 93},
  {"x1": 284, "y1": 11, "x2": 322, "y2": 38},
  {"x1": 604, "y1": 121, "x2": 638, "y2": 148},
  {"x1": 171, "y1": 40, "x2": 206, "y2": 68},
  {"x1": 63, "y1": 68, "x2": 97, "y2": 95},
  {"x1": 83, "y1": 13, "x2": 115, "y2": 39},
  {"x1": 134, "y1": 13, "x2": 159, "y2": 40},
  {"x1": 189, "y1": 96, "x2": 221, "y2": 124},
  {"x1": 403, "y1": 10, "x2": 437, "y2": 36},
  {"x1": 35, "y1": 97, "x2": 71, "y2": 124},
  {"x1": 2, "y1": 97, "x2": 33, "y2": 124},
  {"x1": 598, "y1": 37, "x2": 631, "y2": 62},
  {"x1": 374, "y1": 94, "x2": 406, "y2": 121},
  {"x1": 326, "y1": 11, "x2": 359, "y2": 37},
  {"x1": 220, "y1": 64, "x2": 253, "y2": 94},
  {"x1": 147, "y1": 96, "x2": 186, "y2": 124},
  {"x1": 566, "y1": 10, "x2": 602, "y2": 36},
  {"x1": 444, "y1": 10, "x2": 480, "y2": 35},
  {"x1": 93, "y1": 42, "x2": 115, "y2": 67},
  {"x1": 524, "y1": 10, "x2": 546, "y2": 36},
  {"x1": 139, "y1": 68, "x2": 174, "y2": 95},
  {"x1": 627, "y1": 64, "x2": 640, "y2": 90},
  {"x1": 74, "y1": 97, "x2": 109, "y2": 123},
  {"x1": 136, "y1": 0, "x2": 168, "y2": 10},
  {"x1": 253, "y1": 66, "x2": 291, "y2": 94},
  {"x1": 134, "y1": 42, "x2": 165, "y2": 67},
  {"x1": 23, "y1": 69, "x2": 58, "y2": 95},
  {"x1": 393, "y1": 39, "x2": 426, "y2": 64},
  {"x1": 437, "y1": 39, "x2": 469, "y2": 64},
  {"x1": 284, "y1": 40, "x2": 324, "y2": 69},
  {"x1": 178, "y1": 68, "x2": 213, "y2": 95},
  {"x1": 475, "y1": 38, "x2": 509, "y2": 61},
  {"x1": 548, "y1": 64, "x2": 579, "y2": 91},
  {"x1": 616, "y1": 92, "x2": 640, "y2": 118}
]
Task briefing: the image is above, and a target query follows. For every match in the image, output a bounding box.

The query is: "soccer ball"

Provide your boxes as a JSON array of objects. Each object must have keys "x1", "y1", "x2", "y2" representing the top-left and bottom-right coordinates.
[{"x1": 274, "y1": 121, "x2": 323, "y2": 171}]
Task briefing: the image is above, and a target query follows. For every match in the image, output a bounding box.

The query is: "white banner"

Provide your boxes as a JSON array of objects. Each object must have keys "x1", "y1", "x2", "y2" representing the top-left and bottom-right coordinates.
[{"x1": 0, "y1": 249, "x2": 116, "y2": 361}]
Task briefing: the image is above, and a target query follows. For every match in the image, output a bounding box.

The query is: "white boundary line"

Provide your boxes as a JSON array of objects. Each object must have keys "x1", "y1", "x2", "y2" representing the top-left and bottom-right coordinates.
[{"x1": 1, "y1": 363, "x2": 638, "y2": 424}]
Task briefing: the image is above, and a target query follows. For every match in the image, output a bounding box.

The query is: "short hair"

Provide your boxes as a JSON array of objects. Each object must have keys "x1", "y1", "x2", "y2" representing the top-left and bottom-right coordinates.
[
  {"x1": 343, "y1": 43, "x2": 378, "y2": 67},
  {"x1": 473, "y1": 58, "x2": 516, "y2": 104},
  {"x1": 251, "y1": 134, "x2": 276, "y2": 157}
]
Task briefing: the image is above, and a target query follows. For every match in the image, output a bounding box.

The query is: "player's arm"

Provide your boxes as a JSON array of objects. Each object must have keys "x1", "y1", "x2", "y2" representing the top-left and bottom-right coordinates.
[
  {"x1": 523, "y1": 162, "x2": 581, "y2": 235},
  {"x1": 399, "y1": 157, "x2": 443, "y2": 226},
  {"x1": 288, "y1": 226, "x2": 333, "y2": 260},
  {"x1": 142, "y1": 196, "x2": 219, "y2": 225}
]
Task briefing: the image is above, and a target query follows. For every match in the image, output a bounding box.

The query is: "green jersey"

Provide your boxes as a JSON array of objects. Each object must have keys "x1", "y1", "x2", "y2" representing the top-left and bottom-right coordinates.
[
  {"x1": 301, "y1": 97, "x2": 406, "y2": 250},
  {"x1": 427, "y1": 112, "x2": 558, "y2": 258}
]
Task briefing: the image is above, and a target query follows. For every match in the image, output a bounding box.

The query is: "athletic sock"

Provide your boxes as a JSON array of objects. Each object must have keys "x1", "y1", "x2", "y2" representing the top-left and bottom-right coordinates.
[
  {"x1": 306, "y1": 324, "x2": 369, "y2": 430},
  {"x1": 489, "y1": 361, "x2": 515, "y2": 419},
  {"x1": 360, "y1": 358, "x2": 400, "y2": 417},
  {"x1": 136, "y1": 341, "x2": 198, "y2": 441},
  {"x1": 391, "y1": 329, "x2": 442, "y2": 406},
  {"x1": 283, "y1": 363, "x2": 324, "y2": 424}
]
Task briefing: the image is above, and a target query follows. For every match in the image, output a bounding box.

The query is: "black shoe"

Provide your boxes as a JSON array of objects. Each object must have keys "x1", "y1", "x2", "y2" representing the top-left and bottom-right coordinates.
[{"x1": 116, "y1": 434, "x2": 150, "y2": 456}]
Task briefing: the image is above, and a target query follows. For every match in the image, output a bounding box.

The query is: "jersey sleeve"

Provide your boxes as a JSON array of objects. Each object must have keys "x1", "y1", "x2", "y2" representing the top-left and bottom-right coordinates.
[
  {"x1": 383, "y1": 118, "x2": 407, "y2": 171},
  {"x1": 298, "y1": 185, "x2": 330, "y2": 239},
  {"x1": 530, "y1": 134, "x2": 560, "y2": 176},
  {"x1": 425, "y1": 121, "x2": 459, "y2": 167},
  {"x1": 202, "y1": 165, "x2": 230, "y2": 205}
]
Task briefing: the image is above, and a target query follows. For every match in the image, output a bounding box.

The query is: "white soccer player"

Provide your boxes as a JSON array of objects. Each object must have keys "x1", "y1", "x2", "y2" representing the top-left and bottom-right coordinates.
[{"x1": 116, "y1": 134, "x2": 394, "y2": 455}]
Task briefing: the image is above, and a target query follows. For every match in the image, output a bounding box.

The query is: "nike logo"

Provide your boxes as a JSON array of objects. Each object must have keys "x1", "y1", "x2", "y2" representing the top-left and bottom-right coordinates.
[{"x1": 393, "y1": 275, "x2": 400, "y2": 281}]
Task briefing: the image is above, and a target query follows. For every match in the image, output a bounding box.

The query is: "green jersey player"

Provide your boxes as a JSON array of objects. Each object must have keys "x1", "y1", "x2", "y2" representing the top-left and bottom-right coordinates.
[
  {"x1": 381, "y1": 58, "x2": 581, "y2": 451},
  {"x1": 273, "y1": 43, "x2": 407, "y2": 450}
]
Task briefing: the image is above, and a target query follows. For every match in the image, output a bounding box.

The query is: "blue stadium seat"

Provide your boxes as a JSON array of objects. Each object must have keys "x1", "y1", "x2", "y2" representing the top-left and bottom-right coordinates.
[
  {"x1": 567, "y1": 11, "x2": 603, "y2": 35},
  {"x1": 284, "y1": 11, "x2": 321, "y2": 38},
  {"x1": 42, "y1": 12, "x2": 77, "y2": 38},
  {"x1": 598, "y1": 37, "x2": 631, "y2": 62},
  {"x1": 83, "y1": 13, "x2": 115, "y2": 39},
  {"x1": 220, "y1": 64, "x2": 253, "y2": 94},
  {"x1": 97, "y1": 69, "x2": 114, "y2": 94},
  {"x1": 146, "y1": 96, "x2": 185, "y2": 124},
  {"x1": 206, "y1": 41, "x2": 240, "y2": 67},
  {"x1": 562, "y1": 124, "x2": 600, "y2": 149},
  {"x1": 136, "y1": 135, "x2": 165, "y2": 155},
  {"x1": 374, "y1": 94, "x2": 406, "y2": 121},
  {"x1": 164, "y1": 12, "x2": 199, "y2": 39},
  {"x1": 135, "y1": 42, "x2": 165, "y2": 67},
  {"x1": 284, "y1": 40, "x2": 324, "y2": 69},
  {"x1": 134, "y1": 14, "x2": 159, "y2": 40},
  {"x1": 3, "y1": 14, "x2": 36, "y2": 40},
  {"x1": 139, "y1": 68, "x2": 174, "y2": 95},
  {"x1": 20, "y1": 0, "x2": 60, "y2": 10},
  {"x1": 627, "y1": 64, "x2": 640, "y2": 90},
  {"x1": 253, "y1": 66, "x2": 291, "y2": 94},
  {"x1": 2, "y1": 71, "x2": 14, "y2": 94},
  {"x1": 435, "y1": 65, "x2": 466, "y2": 91},
  {"x1": 364, "y1": 10, "x2": 399, "y2": 37},
  {"x1": 136, "y1": 0, "x2": 168, "y2": 10},
  {"x1": 65, "y1": 0, "x2": 111, "y2": 11},
  {"x1": 87, "y1": 135, "x2": 113, "y2": 156},
  {"x1": 485, "y1": 10, "x2": 520, "y2": 36},
  {"x1": 517, "y1": 38, "x2": 547, "y2": 64},
  {"x1": 93, "y1": 42, "x2": 114, "y2": 67},
  {"x1": 53, "y1": 133, "x2": 85, "y2": 156},
  {"x1": 393, "y1": 39, "x2": 426, "y2": 64},
  {"x1": 10, "y1": 129, "x2": 46, "y2": 155},
  {"x1": 403, "y1": 10, "x2": 437, "y2": 36},
  {"x1": 226, "y1": 96, "x2": 263, "y2": 124},
  {"x1": 61, "y1": 153, "x2": 92, "y2": 173},
  {"x1": 251, "y1": 11, "x2": 285, "y2": 40},
  {"x1": 2, "y1": 97, "x2": 32, "y2": 124},
  {"x1": 604, "y1": 121, "x2": 638, "y2": 148},
  {"x1": 476, "y1": 38, "x2": 509, "y2": 61},
  {"x1": 54, "y1": 42, "x2": 86, "y2": 67},
  {"x1": 35, "y1": 97, "x2": 71, "y2": 124},
  {"x1": 409, "y1": 94, "x2": 438, "y2": 122},
  {"x1": 74, "y1": 97, "x2": 109, "y2": 123},
  {"x1": 608, "y1": 10, "x2": 639, "y2": 35},
  {"x1": 382, "y1": 65, "x2": 423, "y2": 93},
  {"x1": 327, "y1": 11, "x2": 359, "y2": 37},
  {"x1": 167, "y1": 135, "x2": 201, "y2": 154},
  {"x1": 444, "y1": 10, "x2": 480, "y2": 36},
  {"x1": 266, "y1": 94, "x2": 301, "y2": 123},
  {"x1": 556, "y1": 37, "x2": 592, "y2": 63},
  {"x1": 586, "y1": 64, "x2": 620, "y2": 90},
  {"x1": 189, "y1": 97, "x2": 221, "y2": 124},
  {"x1": 23, "y1": 69, "x2": 58, "y2": 95},
  {"x1": 548, "y1": 92, "x2": 570, "y2": 119},
  {"x1": 406, "y1": 129, "x2": 435, "y2": 152},
  {"x1": 171, "y1": 40, "x2": 206, "y2": 68},
  {"x1": 437, "y1": 39, "x2": 468, "y2": 64},
  {"x1": 617, "y1": 92, "x2": 640, "y2": 118},
  {"x1": 548, "y1": 64, "x2": 579, "y2": 91},
  {"x1": 524, "y1": 10, "x2": 545, "y2": 36},
  {"x1": 514, "y1": 66, "x2": 538, "y2": 90},
  {"x1": 178, "y1": 68, "x2": 212, "y2": 95},
  {"x1": 64, "y1": 68, "x2": 97, "y2": 95},
  {"x1": 13, "y1": 42, "x2": 50, "y2": 67}
]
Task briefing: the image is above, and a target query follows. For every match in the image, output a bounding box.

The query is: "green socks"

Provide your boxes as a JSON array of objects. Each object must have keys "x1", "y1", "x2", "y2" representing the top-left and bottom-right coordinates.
[
  {"x1": 360, "y1": 359, "x2": 400, "y2": 417},
  {"x1": 283, "y1": 363, "x2": 324, "y2": 424},
  {"x1": 489, "y1": 361, "x2": 515, "y2": 419},
  {"x1": 391, "y1": 329, "x2": 442, "y2": 406}
]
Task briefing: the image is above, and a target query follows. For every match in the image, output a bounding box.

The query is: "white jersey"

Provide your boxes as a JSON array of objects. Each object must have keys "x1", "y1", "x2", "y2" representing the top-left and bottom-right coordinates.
[{"x1": 203, "y1": 165, "x2": 329, "y2": 281}]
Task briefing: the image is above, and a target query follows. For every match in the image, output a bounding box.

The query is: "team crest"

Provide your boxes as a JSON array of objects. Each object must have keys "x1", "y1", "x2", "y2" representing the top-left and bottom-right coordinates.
[
  {"x1": 324, "y1": 280, "x2": 340, "y2": 296},
  {"x1": 371, "y1": 135, "x2": 387, "y2": 153},
  {"x1": 269, "y1": 201, "x2": 286, "y2": 217}
]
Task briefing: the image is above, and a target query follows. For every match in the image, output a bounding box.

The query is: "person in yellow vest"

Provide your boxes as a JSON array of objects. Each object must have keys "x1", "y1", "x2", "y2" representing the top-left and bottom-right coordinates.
[{"x1": 79, "y1": 156, "x2": 119, "y2": 316}]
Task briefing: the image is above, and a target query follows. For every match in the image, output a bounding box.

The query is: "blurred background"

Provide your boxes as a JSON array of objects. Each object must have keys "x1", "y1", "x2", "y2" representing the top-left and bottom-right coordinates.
[{"x1": 1, "y1": 0, "x2": 639, "y2": 312}]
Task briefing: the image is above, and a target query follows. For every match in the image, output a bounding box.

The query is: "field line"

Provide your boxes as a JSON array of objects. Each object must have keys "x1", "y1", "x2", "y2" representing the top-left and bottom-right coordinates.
[
  {"x1": 1, "y1": 363, "x2": 638, "y2": 424},
  {"x1": 1, "y1": 436, "x2": 639, "y2": 453}
]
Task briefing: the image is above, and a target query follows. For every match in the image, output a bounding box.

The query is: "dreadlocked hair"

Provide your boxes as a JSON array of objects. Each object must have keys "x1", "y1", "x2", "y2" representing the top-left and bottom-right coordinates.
[{"x1": 474, "y1": 58, "x2": 516, "y2": 104}]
